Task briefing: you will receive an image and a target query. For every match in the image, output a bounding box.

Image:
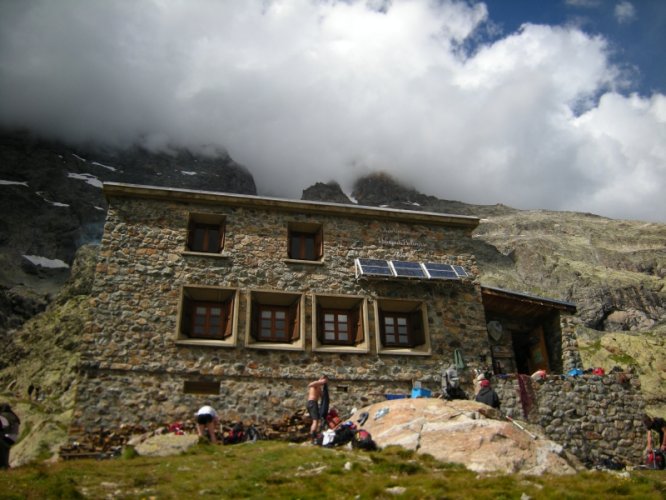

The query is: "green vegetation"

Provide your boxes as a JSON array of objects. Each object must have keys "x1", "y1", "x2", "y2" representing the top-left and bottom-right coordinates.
[{"x1": 1, "y1": 441, "x2": 664, "y2": 499}]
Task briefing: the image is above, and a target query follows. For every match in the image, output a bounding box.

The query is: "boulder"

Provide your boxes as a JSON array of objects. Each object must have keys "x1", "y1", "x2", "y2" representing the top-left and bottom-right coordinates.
[
  {"x1": 350, "y1": 398, "x2": 584, "y2": 475},
  {"x1": 133, "y1": 433, "x2": 200, "y2": 457}
]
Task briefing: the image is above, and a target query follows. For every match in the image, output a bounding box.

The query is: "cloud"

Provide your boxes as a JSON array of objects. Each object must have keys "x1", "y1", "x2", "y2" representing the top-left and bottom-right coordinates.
[
  {"x1": 565, "y1": 0, "x2": 601, "y2": 7},
  {"x1": 0, "y1": 0, "x2": 664, "y2": 222},
  {"x1": 614, "y1": 1, "x2": 636, "y2": 24}
]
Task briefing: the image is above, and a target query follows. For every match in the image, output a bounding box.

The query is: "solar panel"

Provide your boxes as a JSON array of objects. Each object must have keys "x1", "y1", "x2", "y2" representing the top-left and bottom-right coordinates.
[
  {"x1": 453, "y1": 265, "x2": 469, "y2": 278},
  {"x1": 390, "y1": 260, "x2": 426, "y2": 278},
  {"x1": 356, "y1": 258, "x2": 393, "y2": 277},
  {"x1": 423, "y1": 263, "x2": 458, "y2": 280}
]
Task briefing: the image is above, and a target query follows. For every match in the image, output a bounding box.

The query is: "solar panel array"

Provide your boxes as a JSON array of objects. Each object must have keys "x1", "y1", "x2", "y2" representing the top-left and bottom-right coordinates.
[{"x1": 355, "y1": 258, "x2": 470, "y2": 281}]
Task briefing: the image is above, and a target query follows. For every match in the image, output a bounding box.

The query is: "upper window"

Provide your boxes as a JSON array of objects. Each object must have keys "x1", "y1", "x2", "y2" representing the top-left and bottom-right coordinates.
[
  {"x1": 376, "y1": 299, "x2": 430, "y2": 355},
  {"x1": 313, "y1": 295, "x2": 368, "y2": 353},
  {"x1": 177, "y1": 286, "x2": 237, "y2": 346},
  {"x1": 187, "y1": 213, "x2": 225, "y2": 253},
  {"x1": 287, "y1": 222, "x2": 323, "y2": 261},
  {"x1": 247, "y1": 291, "x2": 304, "y2": 350}
]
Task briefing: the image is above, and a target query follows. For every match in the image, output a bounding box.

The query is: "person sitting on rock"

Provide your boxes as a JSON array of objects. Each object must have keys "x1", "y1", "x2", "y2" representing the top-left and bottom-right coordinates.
[
  {"x1": 195, "y1": 405, "x2": 220, "y2": 444},
  {"x1": 475, "y1": 378, "x2": 501, "y2": 410}
]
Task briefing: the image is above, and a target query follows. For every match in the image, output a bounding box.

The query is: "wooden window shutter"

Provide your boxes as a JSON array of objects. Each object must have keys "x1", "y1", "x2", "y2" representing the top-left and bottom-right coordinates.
[
  {"x1": 315, "y1": 227, "x2": 323, "y2": 260},
  {"x1": 289, "y1": 300, "x2": 300, "y2": 342},
  {"x1": 182, "y1": 296, "x2": 192, "y2": 336},
  {"x1": 187, "y1": 221, "x2": 195, "y2": 250},
  {"x1": 250, "y1": 300, "x2": 259, "y2": 340},
  {"x1": 316, "y1": 304, "x2": 325, "y2": 343},
  {"x1": 351, "y1": 306, "x2": 363, "y2": 345},
  {"x1": 223, "y1": 298, "x2": 233, "y2": 339},
  {"x1": 378, "y1": 309, "x2": 387, "y2": 345},
  {"x1": 219, "y1": 220, "x2": 226, "y2": 252},
  {"x1": 410, "y1": 309, "x2": 425, "y2": 347}
]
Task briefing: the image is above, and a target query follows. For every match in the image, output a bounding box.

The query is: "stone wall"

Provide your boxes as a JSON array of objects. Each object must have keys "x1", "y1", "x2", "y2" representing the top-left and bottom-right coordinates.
[
  {"x1": 495, "y1": 373, "x2": 646, "y2": 465},
  {"x1": 72, "y1": 189, "x2": 489, "y2": 433},
  {"x1": 70, "y1": 186, "x2": 649, "y2": 468}
]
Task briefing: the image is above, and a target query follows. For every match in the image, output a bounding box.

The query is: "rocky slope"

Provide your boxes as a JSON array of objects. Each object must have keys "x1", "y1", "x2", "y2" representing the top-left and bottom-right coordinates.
[
  {"x1": 0, "y1": 129, "x2": 256, "y2": 328},
  {"x1": 0, "y1": 135, "x2": 664, "y2": 466}
]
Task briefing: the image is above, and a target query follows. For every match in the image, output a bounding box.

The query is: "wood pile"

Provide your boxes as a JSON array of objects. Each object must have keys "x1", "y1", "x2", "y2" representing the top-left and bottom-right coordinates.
[{"x1": 60, "y1": 412, "x2": 312, "y2": 459}]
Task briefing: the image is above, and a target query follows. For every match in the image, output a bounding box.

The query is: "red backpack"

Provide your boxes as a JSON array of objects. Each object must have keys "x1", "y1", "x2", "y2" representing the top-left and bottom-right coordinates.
[{"x1": 647, "y1": 449, "x2": 665, "y2": 470}]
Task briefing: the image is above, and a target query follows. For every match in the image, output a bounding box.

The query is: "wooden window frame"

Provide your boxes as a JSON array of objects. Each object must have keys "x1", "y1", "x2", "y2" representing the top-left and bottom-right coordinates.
[
  {"x1": 187, "y1": 214, "x2": 225, "y2": 253},
  {"x1": 320, "y1": 308, "x2": 355, "y2": 346},
  {"x1": 188, "y1": 301, "x2": 231, "y2": 339},
  {"x1": 313, "y1": 295, "x2": 368, "y2": 353},
  {"x1": 376, "y1": 299, "x2": 430, "y2": 355},
  {"x1": 255, "y1": 305, "x2": 291, "y2": 342},
  {"x1": 380, "y1": 312, "x2": 416, "y2": 347},
  {"x1": 247, "y1": 291, "x2": 303, "y2": 350},
  {"x1": 176, "y1": 286, "x2": 237, "y2": 347},
  {"x1": 287, "y1": 223, "x2": 323, "y2": 261}
]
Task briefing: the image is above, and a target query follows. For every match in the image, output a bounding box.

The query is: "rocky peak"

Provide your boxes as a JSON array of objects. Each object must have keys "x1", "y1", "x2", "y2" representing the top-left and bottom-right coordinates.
[{"x1": 301, "y1": 181, "x2": 352, "y2": 204}]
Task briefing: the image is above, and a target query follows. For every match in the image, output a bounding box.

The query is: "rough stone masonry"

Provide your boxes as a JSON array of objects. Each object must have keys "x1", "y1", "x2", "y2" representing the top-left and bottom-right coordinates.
[{"x1": 69, "y1": 182, "x2": 648, "y2": 466}]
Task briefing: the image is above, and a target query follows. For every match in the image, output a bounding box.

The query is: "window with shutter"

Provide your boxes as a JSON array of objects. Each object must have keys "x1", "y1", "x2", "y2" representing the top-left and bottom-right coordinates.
[
  {"x1": 377, "y1": 299, "x2": 430, "y2": 355},
  {"x1": 247, "y1": 291, "x2": 303, "y2": 350},
  {"x1": 186, "y1": 213, "x2": 225, "y2": 253},
  {"x1": 176, "y1": 286, "x2": 237, "y2": 346},
  {"x1": 313, "y1": 295, "x2": 367, "y2": 352},
  {"x1": 287, "y1": 222, "x2": 323, "y2": 261}
]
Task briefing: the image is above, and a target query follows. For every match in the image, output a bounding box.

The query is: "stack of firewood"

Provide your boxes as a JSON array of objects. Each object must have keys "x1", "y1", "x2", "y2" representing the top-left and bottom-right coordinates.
[{"x1": 60, "y1": 412, "x2": 312, "y2": 459}]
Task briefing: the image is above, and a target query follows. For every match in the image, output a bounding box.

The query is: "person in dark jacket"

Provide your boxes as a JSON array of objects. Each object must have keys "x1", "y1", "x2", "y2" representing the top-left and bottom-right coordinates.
[
  {"x1": 0, "y1": 403, "x2": 21, "y2": 469},
  {"x1": 475, "y1": 379, "x2": 501, "y2": 410}
]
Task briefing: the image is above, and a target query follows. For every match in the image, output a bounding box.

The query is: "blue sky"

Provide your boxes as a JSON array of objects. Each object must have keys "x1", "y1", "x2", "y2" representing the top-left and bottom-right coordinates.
[
  {"x1": 0, "y1": 1, "x2": 665, "y2": 222},
  {"x1": 482, "y1": 0, "x2": 665, "y2": 96}
]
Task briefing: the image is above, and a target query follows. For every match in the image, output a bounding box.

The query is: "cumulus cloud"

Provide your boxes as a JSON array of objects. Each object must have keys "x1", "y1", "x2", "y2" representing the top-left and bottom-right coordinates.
[{"x1": 0, "y1": 0, "x2": 664, "y2": 222}]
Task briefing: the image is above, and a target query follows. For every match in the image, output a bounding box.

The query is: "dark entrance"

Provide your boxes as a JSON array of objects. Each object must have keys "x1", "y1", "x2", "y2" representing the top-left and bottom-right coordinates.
[{"x1": 481, "y1": 287, "x2": 576, "y2": 376}]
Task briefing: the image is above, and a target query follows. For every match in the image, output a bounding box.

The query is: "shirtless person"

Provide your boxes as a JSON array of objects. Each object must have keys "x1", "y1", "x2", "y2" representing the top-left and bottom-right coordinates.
[{"x1": 307, "y1": 375, "x2": 329, "y2": 442}]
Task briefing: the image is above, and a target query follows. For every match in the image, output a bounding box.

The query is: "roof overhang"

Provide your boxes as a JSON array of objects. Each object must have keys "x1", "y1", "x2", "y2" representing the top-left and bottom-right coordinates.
[
  {"x1": 481, "y1": 285, "x2": 576, "y2": 319},
  {"x1": 103, "y1": 182, "x2": 480, "y2": 229}
]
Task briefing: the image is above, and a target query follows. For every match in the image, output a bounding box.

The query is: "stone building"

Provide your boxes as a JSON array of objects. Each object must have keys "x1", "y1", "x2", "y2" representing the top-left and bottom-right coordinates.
[{"x1": 71, "y1": 182, "x2": 645, "y2": 465}]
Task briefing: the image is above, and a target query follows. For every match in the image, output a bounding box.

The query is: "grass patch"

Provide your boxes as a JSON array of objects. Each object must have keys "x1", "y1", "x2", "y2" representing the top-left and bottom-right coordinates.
[
  {"x1": 0, "y1": 441, "x2": 664, "y2": 499},
  {"x1": 609, "y1": 352, "x2": 637, "y2": 366}
]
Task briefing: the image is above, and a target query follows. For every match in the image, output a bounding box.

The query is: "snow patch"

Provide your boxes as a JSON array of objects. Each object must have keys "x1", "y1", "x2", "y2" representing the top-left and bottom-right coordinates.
[
  {"x1": 94, "y1": 205, "x2": 106, "y2": 211},
  {"x1": 68, "y1": 172, "x2": 102, "y2": 188},
  {"x1": 22, "y1": 255, "x2": 69, "y2": 269},
  {"x1": 180, "y1": 171, "x2": 197, "y2": 176},
  {"x1": 344, "y1": 191, "x2": 359, "y2": 204},
  {"x1": 0, "y1": 179, "x2": 28, "y2": 187},
  {"x1": 91, "y1": 161, "x2": 117, "y2": 171},
  {"x1": 72, "y1": 153, "x2": 87, "y2": 162},
  {"x1": 36, "y1": 191, "x2": 69, "y2": 207}
]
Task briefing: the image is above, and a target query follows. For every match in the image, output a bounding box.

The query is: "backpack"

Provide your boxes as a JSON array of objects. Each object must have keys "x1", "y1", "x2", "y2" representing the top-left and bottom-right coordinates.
[
  {"x1": 326, "y1": 408, "x2": 342, "y2": 429},
  {"x1": 245, "y1": 425, "x2": 261, "y2": 442},
  {"x1": 647, "y1": 449, "x2": 665, "y2": 470},
  {"x1": 224, "y1": 422, "x2": 245, "y2": 445},
  {"x1": 442, "y1": 366, "x2": 467, "y2": 400},
  {"x1": 353, "y1": 429, "x2": 377, "y2": 451}
]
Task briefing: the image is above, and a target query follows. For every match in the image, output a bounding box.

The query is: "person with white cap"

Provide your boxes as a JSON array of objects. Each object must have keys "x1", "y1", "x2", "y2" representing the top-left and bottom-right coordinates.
[{"x1": 195, "y1": 405, "x2": 220, "y2": 444}]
